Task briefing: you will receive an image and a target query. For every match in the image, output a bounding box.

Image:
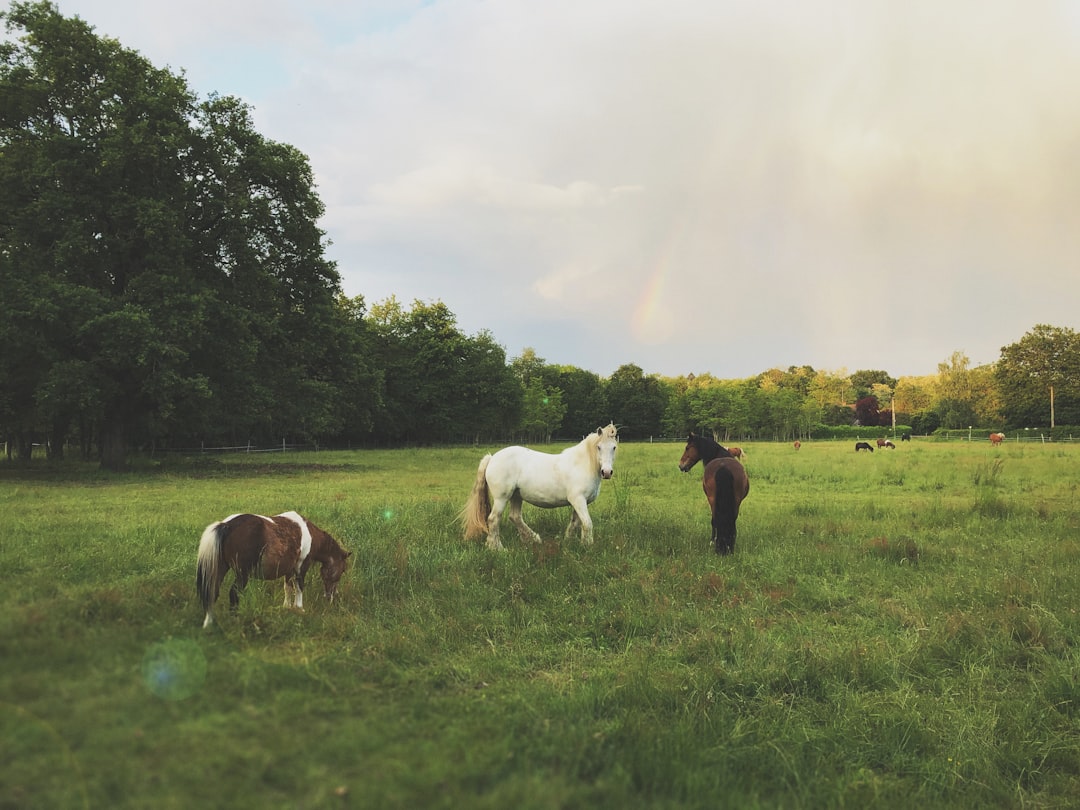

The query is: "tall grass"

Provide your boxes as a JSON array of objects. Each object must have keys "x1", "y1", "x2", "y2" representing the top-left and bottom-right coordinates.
[{"x1": 2, "y1": 440, "x2": 1078, "y2": 808}]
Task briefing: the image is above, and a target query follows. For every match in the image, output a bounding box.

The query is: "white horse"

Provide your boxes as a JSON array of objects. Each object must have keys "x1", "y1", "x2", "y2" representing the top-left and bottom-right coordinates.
[{"x1": 460, "y1": 423, "x2": 619, "y2": 550}]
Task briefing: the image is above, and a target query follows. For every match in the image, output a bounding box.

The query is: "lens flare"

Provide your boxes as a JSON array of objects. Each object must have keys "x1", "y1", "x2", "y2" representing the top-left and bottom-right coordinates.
[{"x1": 141, "y1": 639, "x2": 207, "y2": 701}]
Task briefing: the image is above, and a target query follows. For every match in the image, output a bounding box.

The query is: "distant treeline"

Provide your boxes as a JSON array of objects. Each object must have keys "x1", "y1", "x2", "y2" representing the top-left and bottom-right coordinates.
[{"x1": 3, "y1": 4, "x2": 1077, "y2": 467}]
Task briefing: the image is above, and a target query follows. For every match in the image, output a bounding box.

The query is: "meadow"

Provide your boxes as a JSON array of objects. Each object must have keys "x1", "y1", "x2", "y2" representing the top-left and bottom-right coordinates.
[{"x1": 2, "y1": 438, "x2": 1078, "y2": 809}]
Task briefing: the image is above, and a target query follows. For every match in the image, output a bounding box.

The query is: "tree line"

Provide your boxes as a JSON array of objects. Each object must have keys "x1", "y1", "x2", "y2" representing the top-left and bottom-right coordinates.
[{"x1": 3, "y1": 3, "x2": 1079, "y2": 468}]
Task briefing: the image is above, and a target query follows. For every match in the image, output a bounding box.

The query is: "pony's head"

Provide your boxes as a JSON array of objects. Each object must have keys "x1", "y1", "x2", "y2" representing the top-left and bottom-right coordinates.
[
  {"x1": 317, "y1": 535, "x2": 351, "y2": 602},
  {"x1": 595, "y1": 422, "x2": 619, "y2": 479}
]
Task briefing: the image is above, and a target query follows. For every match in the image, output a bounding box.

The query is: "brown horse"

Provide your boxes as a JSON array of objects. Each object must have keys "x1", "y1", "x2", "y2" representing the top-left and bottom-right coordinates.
[
  {"x1": 793, "y1": 440, "x2": 801, "y2": 450},
  {"x1": 728, "y1": 446, "x2": 747, "y2": 461},
  {"x1": 990, "y1": 432, "x2": 1005, "y2": 446},
  {"x1": 196, "y1": 511, "x2": 350, "y2": 628},
  {"x1": 678, "y1": 433, "x2": 749, "y2": 555}
]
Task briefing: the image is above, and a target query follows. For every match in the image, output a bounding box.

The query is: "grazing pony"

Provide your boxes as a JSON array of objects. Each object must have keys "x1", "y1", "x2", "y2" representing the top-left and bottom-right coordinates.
[
  {"x1": 855, "y1": 442, "x2": 874, "y2": 452},
  {"x1": 876, "y1": 438, "x2": 887, "y2": 448},
  {"x1": 678, "y1": 433, "x2": 749, "y2": 555},
  {"x1": 883, "y1": 440, "x2": 896, "y2": 449},
  {"x1": 990, "y1": 432, "x2": 1005, "y2": 446},
  {"x1": 901, "y1": 433, "x2": 911, "y2": 442},
  {"x1": 460, "y1": 423, "x2": 619, "y2": 550},
  {"x1": 793, "y1": 441, "x2": 802, "y2": 450},
  {"x1": 196, "y1": 512, "x2": 350, "y2": 628},
  {"x1": 728, "y1": 446, "x2": 747, "y2": 461}
]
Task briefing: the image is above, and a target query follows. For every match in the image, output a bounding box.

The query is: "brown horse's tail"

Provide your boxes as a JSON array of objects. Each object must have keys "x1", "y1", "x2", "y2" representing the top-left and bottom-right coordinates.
[
  {"x1": 196, "y1": 521, "x2": 227, "y2": 626},
  {"x1": 712, "y1": 465, "x2": 738, "y2": 555},
  {"x1": 459, "y1": 455, "x2": 493, "y2": 541}
]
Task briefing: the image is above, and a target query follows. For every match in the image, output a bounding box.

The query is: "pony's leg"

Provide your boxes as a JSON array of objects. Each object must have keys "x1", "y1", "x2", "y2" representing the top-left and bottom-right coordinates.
[
  {"x1": 229, "y1": 571, "x2": 248, "y2": 611},
  {"x1": 294, "y1": 570, "x2": 306, "y2": 611},
  {"x1": 280, "y1": 574, "x2": 305, "y2": 611},
  {"x1": 566, "y1": 497, "x2": 593, "y2": 545},
  {"x1": 508, "y1": 493, "x2": 542, "y2": 544},
  {"x1": 486, "y1": 495, "x2": 508, "y2": 551}
]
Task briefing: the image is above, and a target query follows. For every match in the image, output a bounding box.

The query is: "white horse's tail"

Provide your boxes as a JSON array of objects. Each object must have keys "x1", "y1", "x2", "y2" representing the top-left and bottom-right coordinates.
[
  {"x1": 460, "y1": 455, "x2": 493, "y2": 541},
  {"x1": 196, "y1": 521, "x2": 225, "y2": 626}
]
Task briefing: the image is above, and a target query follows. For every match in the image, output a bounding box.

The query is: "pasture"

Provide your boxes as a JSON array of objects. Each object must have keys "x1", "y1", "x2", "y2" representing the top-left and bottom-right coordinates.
[{"x1": 2, "y1": 439, "x2": 1079, "y2": 809}]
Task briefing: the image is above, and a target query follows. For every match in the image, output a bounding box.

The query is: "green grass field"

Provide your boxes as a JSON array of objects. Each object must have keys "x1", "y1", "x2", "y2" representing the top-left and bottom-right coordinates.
[{"x1": 2, "y1": 439, "x2": 1078, "y2": 809}]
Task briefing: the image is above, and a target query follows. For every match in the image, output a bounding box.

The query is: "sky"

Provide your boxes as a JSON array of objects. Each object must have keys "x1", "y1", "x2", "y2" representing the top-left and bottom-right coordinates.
[{"x1": 26, "y1": 0, "x2": 1080, "y2": 378}]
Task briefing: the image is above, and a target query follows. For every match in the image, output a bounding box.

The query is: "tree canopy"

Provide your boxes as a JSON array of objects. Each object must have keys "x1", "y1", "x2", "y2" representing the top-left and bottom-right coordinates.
[{"x1": 1, "y1": 1, "x2": 360, "y2": 466}]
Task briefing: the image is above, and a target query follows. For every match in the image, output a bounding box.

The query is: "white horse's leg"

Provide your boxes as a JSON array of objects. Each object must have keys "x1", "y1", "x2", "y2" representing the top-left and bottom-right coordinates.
[
  {"x1": 567, "y1": 497, "x2": 594, "y2": 545},
  {"x1": 282, "y1": 579, "x2": 293, "y2": 607},
  {"x1": 509, "y1": 493, "x2": 542, "y2": 544},
  {"x1": 564, "y1": 510, "x2": 580, "y2": 540},
  {"x1": 486, "y1": 495, "x2": 507, "y2": 551}
]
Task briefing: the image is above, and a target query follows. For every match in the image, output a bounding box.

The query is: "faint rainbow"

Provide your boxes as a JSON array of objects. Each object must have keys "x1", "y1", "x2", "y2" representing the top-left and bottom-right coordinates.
[{"x1": 631, "y1": 222, "x2": 687, "y2": 342}]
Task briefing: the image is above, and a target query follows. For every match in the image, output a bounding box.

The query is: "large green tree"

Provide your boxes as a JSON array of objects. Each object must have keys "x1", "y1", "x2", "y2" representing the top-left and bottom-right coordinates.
[
  {"x1": 368, "y1": 298, "x2": 520, "y2": 443},
  {"x1": 996, "y1": 324, "x2": 1080, "y2": 428},
  {"x1": 602, "y1": 364, "x2": 667, "y2": 440},
  {"x1": 0, "y1": 2, "x2": 348, "y2": 466}
]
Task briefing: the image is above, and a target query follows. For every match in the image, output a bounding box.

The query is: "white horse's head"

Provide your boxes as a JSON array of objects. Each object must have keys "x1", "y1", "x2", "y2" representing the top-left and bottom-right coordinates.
[{"x1": 595, "y1": 422, "x2": 618, "y2": 479}]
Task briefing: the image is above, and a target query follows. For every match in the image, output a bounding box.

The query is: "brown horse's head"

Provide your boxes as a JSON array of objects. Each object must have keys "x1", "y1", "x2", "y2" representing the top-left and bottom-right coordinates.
[
  {"x1": 679, "y1": 434, "x2": 704, "y2": 472},
  {"x1": 680, "y1": 432, "x2": 733, "y2": 471}
]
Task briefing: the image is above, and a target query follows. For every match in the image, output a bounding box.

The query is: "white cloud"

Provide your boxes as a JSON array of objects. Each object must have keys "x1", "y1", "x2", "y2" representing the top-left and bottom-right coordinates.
[{"x1": 42, "y1": 1, "x2": 1080, "y2": 375}]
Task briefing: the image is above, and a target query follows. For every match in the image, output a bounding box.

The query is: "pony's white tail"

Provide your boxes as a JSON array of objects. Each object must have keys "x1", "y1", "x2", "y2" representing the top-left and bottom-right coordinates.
[
  {"x1": 196, "y1": 521, "x2": 224, "y2": 627},
  {"x1": 459, "y1": 455, "x2": 492, "y2": 541}
]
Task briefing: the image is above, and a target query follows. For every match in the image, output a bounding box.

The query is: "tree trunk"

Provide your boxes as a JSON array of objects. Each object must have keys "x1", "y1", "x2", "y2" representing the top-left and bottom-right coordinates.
[
  {"x1": 99, "y1": 418, "x2": 129, "y2": 471},
  {"x1": 47, "y1": 416, "x2": 69, "y2": 461}
]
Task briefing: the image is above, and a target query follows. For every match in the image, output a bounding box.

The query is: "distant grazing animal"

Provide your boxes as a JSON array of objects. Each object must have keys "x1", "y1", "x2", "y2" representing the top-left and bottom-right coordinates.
[
  {"x1": 196, "y1": 512, "x2": 350, "y2": 628},
  {"x1": 855, "y1": 442, "x2": 874, "y2": 452},
  {"x1": 678, "y1": 433, "x2": 749, "y2": 555},
  {"x1": 990, "y1": 432, "x2": 1005, "y2": 446},
  {"x1": 876, "y1": 438, "x2": 888, "y2": 448},
  {"x1": 728, "y1": 446, "x2": 747, "y2": 461},
  {"x1": 901, "y1": 433, "x2": 911, "y2": 442},
  {"x1": 793, "y1": 441, "x2": 801, "y2": 450},
  {"x1": 883, "y1": 440, "x2": 896, "y2": 449},
  {"x1": 460, "y1": 423, "x2": 619, "y2": 550}
]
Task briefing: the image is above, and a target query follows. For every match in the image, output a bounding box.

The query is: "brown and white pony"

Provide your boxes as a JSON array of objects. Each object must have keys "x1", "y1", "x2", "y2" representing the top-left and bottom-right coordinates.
[
  {"x1": 678, "y1": 433, "x2": 749, "y2": 555},
  {"x1": 728, "y1": 446, "x2": 747, "y2": 461},
  {"x1": 196, "y1": 511, "x2": 350, "y2": 628},
  {"x1": 990, "y1": 432, "x2": 1005, "y2": 446}
]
